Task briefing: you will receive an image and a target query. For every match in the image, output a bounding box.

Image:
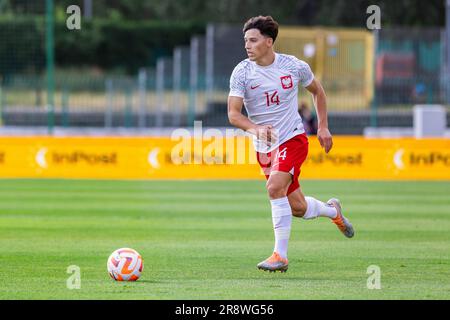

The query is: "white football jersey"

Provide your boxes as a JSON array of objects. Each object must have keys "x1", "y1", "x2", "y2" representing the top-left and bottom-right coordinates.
[{"x1": 229, "y1": 53, "x2": 314, "y2": 153}]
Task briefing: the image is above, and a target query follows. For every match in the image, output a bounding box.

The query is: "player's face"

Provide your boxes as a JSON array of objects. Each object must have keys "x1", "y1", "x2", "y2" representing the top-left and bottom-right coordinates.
[{"x1": 244, "y1": 29, "x2": 273, "y2": 62}]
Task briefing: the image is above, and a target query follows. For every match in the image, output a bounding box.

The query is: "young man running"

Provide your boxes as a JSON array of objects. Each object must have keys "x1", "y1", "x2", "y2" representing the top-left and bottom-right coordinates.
[{"x1": 227, "y1": 16, "x2": 354, "y2": 273}]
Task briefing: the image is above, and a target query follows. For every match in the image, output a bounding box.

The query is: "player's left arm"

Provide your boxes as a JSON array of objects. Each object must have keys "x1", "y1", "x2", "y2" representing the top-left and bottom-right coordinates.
[{"x1": 305, "y1": 78, "x2": 333, "y2": 153}]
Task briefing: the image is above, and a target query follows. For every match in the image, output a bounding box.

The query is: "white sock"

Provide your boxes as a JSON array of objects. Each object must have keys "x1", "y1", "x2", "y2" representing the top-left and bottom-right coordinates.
[
  {"x1": 303, "y1": 196, "x2": 337, "y2": 220},
  {"x1": 270, "y1": 197, "x2": 292, "y2": 259}
]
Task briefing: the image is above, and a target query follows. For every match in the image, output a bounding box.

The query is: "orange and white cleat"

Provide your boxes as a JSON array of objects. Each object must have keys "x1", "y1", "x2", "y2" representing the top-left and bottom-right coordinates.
[
  {"x1": 328, "y1": 198, "x2": 354, "y2": 238},
  {"x1": 257, "y1": 252, "x2": 288, "y2": 273}
]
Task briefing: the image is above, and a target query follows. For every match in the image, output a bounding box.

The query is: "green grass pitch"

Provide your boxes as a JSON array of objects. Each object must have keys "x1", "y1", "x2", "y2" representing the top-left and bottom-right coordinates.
[{"x1": 0, "y1": 179, "x2": 449, "y2": 299}]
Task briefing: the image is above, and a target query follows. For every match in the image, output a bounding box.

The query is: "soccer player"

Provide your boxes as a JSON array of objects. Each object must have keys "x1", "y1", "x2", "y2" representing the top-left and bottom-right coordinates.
[{"x1": 227, "y1": 16, "x2": 354, "y2": 273}]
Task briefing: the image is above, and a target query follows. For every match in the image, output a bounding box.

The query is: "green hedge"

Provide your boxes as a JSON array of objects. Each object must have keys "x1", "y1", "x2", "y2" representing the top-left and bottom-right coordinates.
[
  {"x1": 55, "y1": 19, "x2": 205, "y2": 73},
  {"x1": 0, "y1": 17, "x2": 45, "y2": 77},
  {"x1": 0, "y1": 17, "x2": 205, "y2": 76}
]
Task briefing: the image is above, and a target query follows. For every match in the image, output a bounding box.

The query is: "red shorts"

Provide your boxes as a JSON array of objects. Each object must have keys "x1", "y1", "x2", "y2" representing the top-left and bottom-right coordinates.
[{"x1": 256, "y1": 133, "x2": 309, "y2": 196}]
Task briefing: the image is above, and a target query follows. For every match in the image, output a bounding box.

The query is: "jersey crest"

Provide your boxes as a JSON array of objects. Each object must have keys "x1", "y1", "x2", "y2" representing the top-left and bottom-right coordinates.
[{"x1": 280, "y1": 75, "x2": 293, "y2": 89}]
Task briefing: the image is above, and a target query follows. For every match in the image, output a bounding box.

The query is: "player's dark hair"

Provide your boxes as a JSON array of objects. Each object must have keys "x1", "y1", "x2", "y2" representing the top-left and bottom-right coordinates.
[{"x1": 243, "y1": 16, "x2": 279, "y2": 42}]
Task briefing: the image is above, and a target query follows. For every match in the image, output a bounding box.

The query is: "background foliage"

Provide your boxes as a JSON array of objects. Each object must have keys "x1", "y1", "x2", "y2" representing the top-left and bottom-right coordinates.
[{"x1": 0, "y1": 0, "x2": 446, "y2": 73}]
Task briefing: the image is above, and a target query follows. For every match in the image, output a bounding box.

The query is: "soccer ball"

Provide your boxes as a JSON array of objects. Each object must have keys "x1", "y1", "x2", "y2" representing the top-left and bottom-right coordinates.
[{"x1": 107, "y1": 248, "x2": 143, "y2": 281}]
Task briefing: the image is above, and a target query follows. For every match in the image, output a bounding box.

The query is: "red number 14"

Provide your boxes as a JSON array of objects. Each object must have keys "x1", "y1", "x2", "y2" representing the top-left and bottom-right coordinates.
[{"x1": 265, "y1": 91, "x2": 280, "y2": 107}]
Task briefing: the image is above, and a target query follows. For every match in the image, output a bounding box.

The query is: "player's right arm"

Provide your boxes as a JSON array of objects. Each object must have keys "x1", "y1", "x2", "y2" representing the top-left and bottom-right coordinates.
[
  {"x1": 228, "y1": 96, "x2": 256, "y2": 132},
  {"x1": 227, "y1": 96, "x2": 274, "y2": 143},
  {"x1": 228, "y1": 62, "x2": 274, "y2": 143}
]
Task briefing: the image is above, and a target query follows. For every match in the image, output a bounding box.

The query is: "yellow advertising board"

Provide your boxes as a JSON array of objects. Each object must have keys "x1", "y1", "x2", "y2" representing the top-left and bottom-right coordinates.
[
  {"x1": 0, "y1": 136, "x2": 449, "y2": 180},
  {"x1": 301, "y1": 137, "x2": 450, "y2": 180}
]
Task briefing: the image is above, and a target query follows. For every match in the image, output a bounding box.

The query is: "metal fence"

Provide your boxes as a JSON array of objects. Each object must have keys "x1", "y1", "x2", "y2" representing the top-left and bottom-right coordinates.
[
  {"x1": 0, "y1": 6, "x2": 448, "y2": 134},
  {"x1": 375, "y1": 28, "x2": 447, "y2": 106}
]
